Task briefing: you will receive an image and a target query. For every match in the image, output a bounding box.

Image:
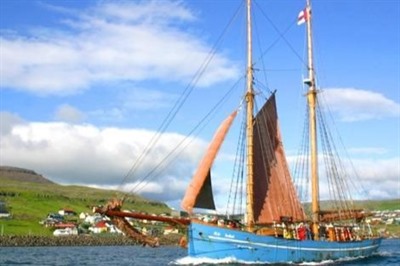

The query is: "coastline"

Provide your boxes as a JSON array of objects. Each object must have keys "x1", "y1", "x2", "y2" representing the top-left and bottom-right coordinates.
[
  {"x1": 2, "y1": 234, "x2": 396, "y2": 248},
  {"x1": 0, "y1": 234, "x2": 183, "y2": 247}
]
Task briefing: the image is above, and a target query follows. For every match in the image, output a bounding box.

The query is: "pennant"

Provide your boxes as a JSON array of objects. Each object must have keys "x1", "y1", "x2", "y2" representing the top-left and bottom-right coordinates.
[{"x1": 297, "y1": 8, "x2": 308, "y2": 25}]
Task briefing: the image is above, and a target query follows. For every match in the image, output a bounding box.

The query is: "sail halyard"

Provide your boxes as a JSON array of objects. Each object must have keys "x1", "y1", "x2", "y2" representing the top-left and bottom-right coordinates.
[
  {"x1": 245, "y1": 0, "x2": 255, "y2": 230},
  {"x1": 304, "y1": 0, "x2": 320, "y2": 238}
]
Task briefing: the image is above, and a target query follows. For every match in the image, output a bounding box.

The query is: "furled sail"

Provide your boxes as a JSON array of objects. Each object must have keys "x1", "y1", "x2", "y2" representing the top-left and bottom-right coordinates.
[
  {"x1": 253, "y1": 94, "x2": 306, "y2": 224},
  {"x1": 181, "y1": 110, "x2": 238, "y2": 213}
]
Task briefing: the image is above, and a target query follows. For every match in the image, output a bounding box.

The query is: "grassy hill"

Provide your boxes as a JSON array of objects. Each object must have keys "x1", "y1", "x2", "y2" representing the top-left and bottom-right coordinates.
[
  {"x1": 301, "y1": 199, "x2": 400, "y2": 214},
  {"x1": 0, "y1": 166, "x2": 399, "y2": 237},
  {"x1": 0, "y1": 166, "x2": 171, "y2": 236}
]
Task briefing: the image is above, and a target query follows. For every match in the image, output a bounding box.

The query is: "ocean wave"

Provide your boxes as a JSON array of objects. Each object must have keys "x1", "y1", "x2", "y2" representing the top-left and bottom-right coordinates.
[{"x1": 171, "y1": 255, "x2": 266, "y2": 265}]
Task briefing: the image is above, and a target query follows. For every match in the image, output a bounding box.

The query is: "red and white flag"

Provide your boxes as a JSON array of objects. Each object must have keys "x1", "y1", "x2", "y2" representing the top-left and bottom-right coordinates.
[{"x1": 297, "y1": 8, "x2": 308, "y2": 25}]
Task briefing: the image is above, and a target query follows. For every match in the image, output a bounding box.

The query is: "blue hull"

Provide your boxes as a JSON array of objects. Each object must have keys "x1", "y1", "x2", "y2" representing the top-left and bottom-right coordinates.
[{"x1": 188, "y1": 222, "x2": 382, "y2": 263}]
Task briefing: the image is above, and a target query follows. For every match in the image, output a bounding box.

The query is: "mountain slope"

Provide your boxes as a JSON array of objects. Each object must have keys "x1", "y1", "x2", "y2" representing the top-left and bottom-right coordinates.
[
  {"x1": 0, "y1": 166, "x2": 171, "y2": 236},
  {"x1": 0, "y1": 166, "x2": 55, "y2": 184}
]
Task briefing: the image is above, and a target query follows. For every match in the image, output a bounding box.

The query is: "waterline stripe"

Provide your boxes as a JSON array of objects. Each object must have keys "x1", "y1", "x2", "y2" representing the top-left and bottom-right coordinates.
[{"x1": 208, "y1": 236, "x2": 379, "y2": 252}]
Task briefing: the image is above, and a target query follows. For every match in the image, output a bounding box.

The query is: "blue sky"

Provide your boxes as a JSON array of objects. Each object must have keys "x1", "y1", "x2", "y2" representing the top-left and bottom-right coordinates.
[{"x1": 0, "y1": 0, "x2": 399, "y2": 210}]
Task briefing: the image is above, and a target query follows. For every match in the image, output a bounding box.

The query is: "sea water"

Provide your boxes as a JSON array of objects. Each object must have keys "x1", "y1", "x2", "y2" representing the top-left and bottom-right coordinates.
[{"x1": 1, "y1": 238, "x2": 399, "y2": 265}]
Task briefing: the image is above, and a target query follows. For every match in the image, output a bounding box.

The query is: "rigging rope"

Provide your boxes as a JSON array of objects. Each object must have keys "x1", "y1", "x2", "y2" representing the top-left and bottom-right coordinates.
[
  {"x1": 130, "y1": 77, "x2": 244, "y2": 196},
  {"x1": 293, "y1": 104, "x2": 311, "y2": 204},
  {"x1": 226, "y1": 108, "x2": 246, "y2": 216},
  {"x1": 319, "y1": 90, "x2": 370, "y2": 200},
  {"x1": 316, "y1": 93, "x2": 367, "y2": 219},
  {"x1": 293, "y1": 90, "x2": 370, "y2": 221},
  {"x1": 117, "y1": 2, "x2": 245, "y2": 200},
  {"x1": 293, "y1": 90, "x2": 367, "y2": 220},
  {"x1": 253, "y1": 0, "x2": 308, "y2": 71}
]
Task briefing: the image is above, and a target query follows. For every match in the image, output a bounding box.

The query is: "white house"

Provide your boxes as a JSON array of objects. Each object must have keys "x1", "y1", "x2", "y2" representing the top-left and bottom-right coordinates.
[
  {"x1": 53, "y1": 227, "x2": 78, "y2": 236},
  {"x1": 79, "y1": 212, "x2": 88, "y2": 220},
  {"x1": 58, "y1": 209, "x2": 76, "y2": 216},
  {"x1": 84, "y1": 213, "x2": 103, "y2": 224},
  {"x1": 89, "y1": 220, "x2": 108, "y2": 234}
]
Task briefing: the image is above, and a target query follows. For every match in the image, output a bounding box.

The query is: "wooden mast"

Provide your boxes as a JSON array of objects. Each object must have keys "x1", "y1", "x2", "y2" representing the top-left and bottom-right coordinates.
[
  {"x1": 245, "y1": 0, "x2": 255, "y2": 229},
  {"x1": 304, "y1": 0, "x2": 320, "y2": 238}
]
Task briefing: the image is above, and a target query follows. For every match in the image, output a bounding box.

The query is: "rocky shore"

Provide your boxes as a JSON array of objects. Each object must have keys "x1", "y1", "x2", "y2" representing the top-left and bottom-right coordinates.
[{"x1": 0, "y1": 234, "x2": 183, "y2": 247}]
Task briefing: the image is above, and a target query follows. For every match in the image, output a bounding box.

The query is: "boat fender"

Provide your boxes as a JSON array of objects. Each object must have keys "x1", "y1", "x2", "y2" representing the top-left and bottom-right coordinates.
[{"x1": 179, "y1": 236, "x2": 187, "y2": 248}]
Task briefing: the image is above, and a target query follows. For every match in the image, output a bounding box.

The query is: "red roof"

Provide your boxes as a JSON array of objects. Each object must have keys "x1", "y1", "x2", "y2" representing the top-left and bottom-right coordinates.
[
  {"x1": 95, "y1": 221, "x2": 107, "y2": 228},
  {"x1": 54, "y1": 223, "x2": 75, "y2": 228},
  {"x1": 61, "y1": 209, "x2": 75, "y2": 212}
]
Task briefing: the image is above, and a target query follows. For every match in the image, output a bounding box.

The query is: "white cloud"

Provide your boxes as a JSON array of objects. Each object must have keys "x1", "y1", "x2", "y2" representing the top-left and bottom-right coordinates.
[
  {"x1": 0, "y1": 112, "x2": 25, "y2": 135},
  {"x1": 0, "y1": 1, "x2": 238, "y2": 95},
  {"x1": 1, "y1": 111, "x2": 398, "y2": 207},
  {"x1": 320, "y1": 88, "x2": 400, "y2": 121},
  {"x1": 89, "y1": 107, "x2": 125, "y2": 124},
  {"x1": 354, "y1": 157, "x2": 400, "y2": 183},
  {"x1": 120, "y1": 87, "x2": 178, "y2": 111},
  {"x1": 334, "y1": 157, "x2": 400, "y2": 200},
  {"x1": 287, "y1": 153, "x2": 400, "y2": 201},
  {"x1": 93, "y1": 0, "x2": 195, "y2": 23},
  {"x1": 347, "y1": 147, "x2": 388, "y2": 155},
  {"x1": 0, "y1": 112, "x2": 208, "y2": 202},
  {"x1": 55, "y1": 104, "x2": 86, "y2": 123}
]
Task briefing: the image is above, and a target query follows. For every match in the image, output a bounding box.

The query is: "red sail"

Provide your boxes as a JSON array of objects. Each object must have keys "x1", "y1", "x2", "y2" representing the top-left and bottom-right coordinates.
[
  {"x1": 253, "y1": 94, "x2": 306, "y2": 224},
  {"x1": 181, "y1": 111, "x2": 238, "y2": 213}
]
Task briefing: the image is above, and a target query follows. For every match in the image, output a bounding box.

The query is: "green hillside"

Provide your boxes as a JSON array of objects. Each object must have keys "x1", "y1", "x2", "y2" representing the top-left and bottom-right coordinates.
[
  {"x1": 0, "y1": 167, "x2": 170, "y2": 236},
  {"x1": 301, "y1": 198, "x2": 400, "y2": 214},
  {"x1": 0, "y1": 167, "x2": 399, "y2": 237},
  {"x1": 357, "y1": 198, "x2": 400, "y2": 211}
]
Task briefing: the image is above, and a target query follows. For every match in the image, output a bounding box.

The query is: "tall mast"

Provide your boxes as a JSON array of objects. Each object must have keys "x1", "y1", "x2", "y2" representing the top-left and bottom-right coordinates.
[
  {"x1": 305, "y1": 0, "x2": 320, "y2": 237},
  {"x1": 245, "y1": 0, "x2": 255, "y2": 229}
]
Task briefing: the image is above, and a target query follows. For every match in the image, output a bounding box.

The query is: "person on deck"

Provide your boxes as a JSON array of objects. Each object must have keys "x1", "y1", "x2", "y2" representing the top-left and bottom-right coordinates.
[
  {"x1": 297, "y1": 223, "x2": 307, "y2": 240},
  {"x1": 319, "y1": 223, "x2": 327, "y2": 241}
]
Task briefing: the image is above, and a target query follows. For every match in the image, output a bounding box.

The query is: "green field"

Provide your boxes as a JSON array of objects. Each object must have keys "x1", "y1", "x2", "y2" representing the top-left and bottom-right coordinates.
[
  {"x1": 0, "y1": 175, "x2": 171, "y2": 236},
  {"x1": 300, "y1": 198, "x2": 400, "y2": 213},
  {"x1": 356, "y1": 199, "x2": 399, "y2": 211},
  {"x1": 0, "y1": 171, "x2": 399, "y2": 237}
]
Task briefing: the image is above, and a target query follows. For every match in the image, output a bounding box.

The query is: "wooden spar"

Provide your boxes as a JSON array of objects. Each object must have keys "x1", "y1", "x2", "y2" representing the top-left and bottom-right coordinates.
[
  {"x1": 110, "y1": 216, "x2": 160, "y2": 247},
  {"x1": 93, "y1": 199, "x2": 189, "y2": 247},
  {"x1": 305, "y1": 0, "x2": 320, "y2": 238},
  {"x1": 319, "y1": 209, "x2": 371, "y2": 223},
  {"x1": 245, "y1": 0, "x2": 255, "y2": 230}
]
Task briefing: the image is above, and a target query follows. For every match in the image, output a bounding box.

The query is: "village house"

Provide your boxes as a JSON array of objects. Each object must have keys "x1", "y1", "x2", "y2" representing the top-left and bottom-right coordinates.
[
  {"x1": 58, "y1": 208, "x2": 76, "y2": 216},
  {"x1": 87, "y1": 219, "x2": 120, "y2": 234},
  {"x1": 89, "y1": 220, "x2": 108, "y2": 234},
  {"x1": 0, "y1": 201, "x2": 11, "y2": 219},
  {"x1": 54, "y1": 222, "x2": 76, "y2": 229},
  {"x1": 53, "y1": 227, "x2": 78, "y2": 236},
  {"x1": 84, "y1": 213, "x2": 103, "y2": 224},
  {"x1": 367, "y1": 210, "x2": 400, "y2": 225},
  {"x1": 163, "y1": 226, "x2": 179, "y2": 235},
  {"x1": 79, "y1": 212, "x2": 88, "y2": 220}
]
